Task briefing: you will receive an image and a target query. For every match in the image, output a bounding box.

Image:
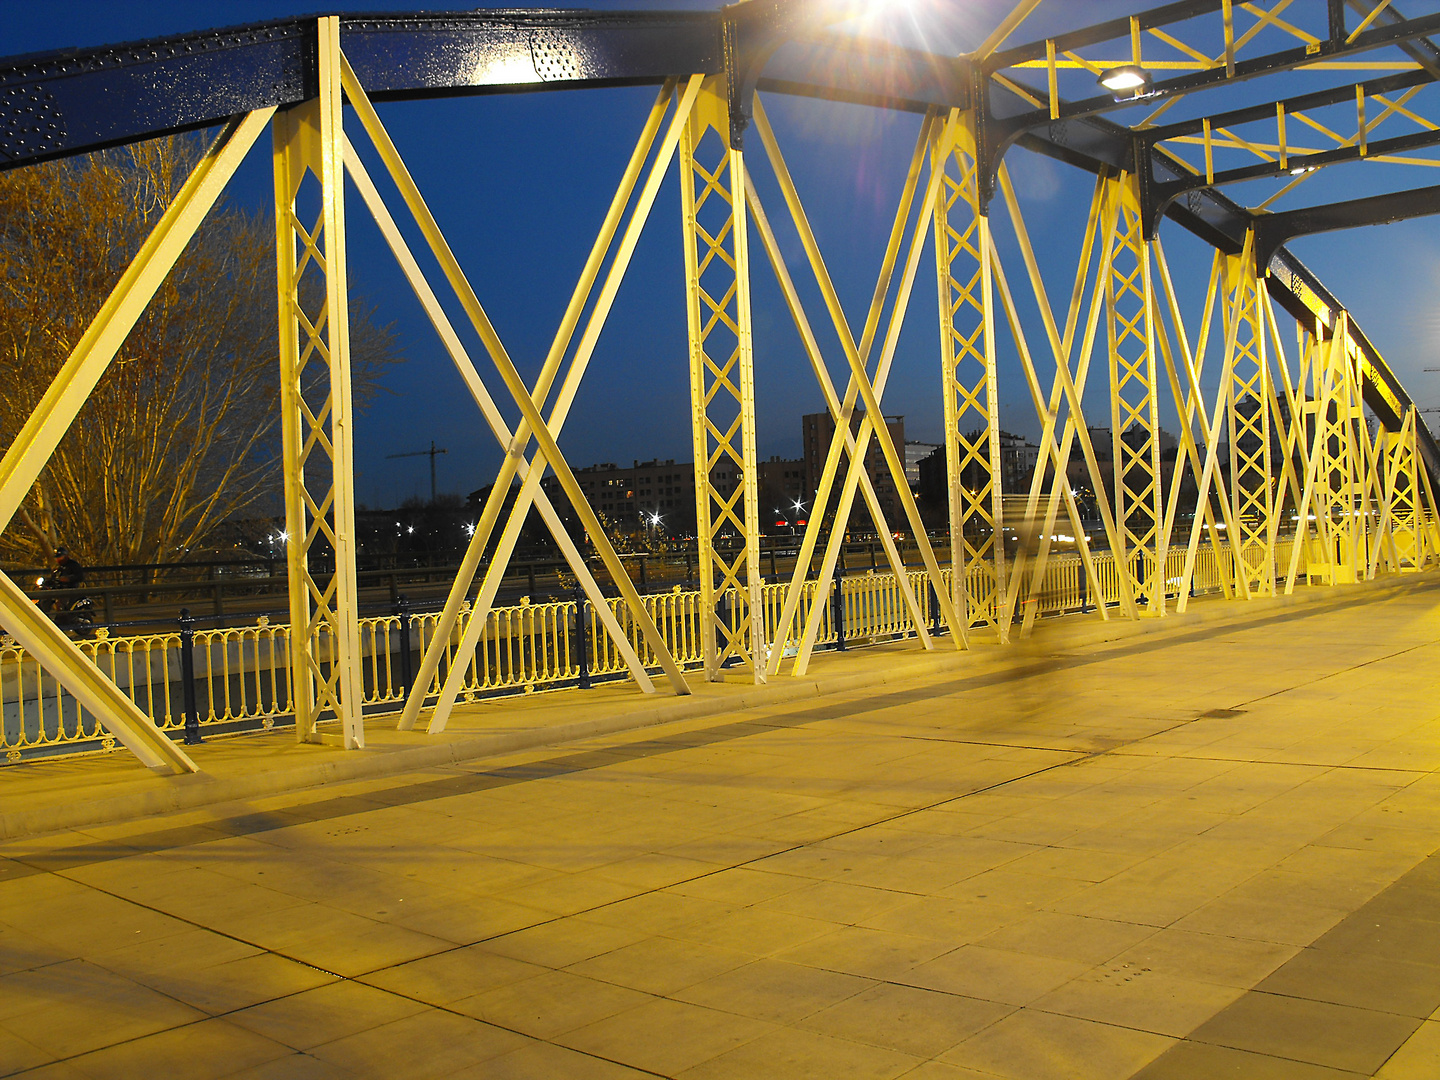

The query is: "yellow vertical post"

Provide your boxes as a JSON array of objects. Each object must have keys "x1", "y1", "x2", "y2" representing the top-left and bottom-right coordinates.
[
  {"x1": 1104, "y1": 174, "x2": 1166, "y2": 613},
  {"x1": 1296, "y1": 318, "x2": 1367, "y2": 585},
  {"x1": 680, "y1": 78, "x2": 767, "y2": 683},
  {"x1": 1222, "y1": 240, "x2": 1276, "y2": 595},
  {"x1": 934, "y1": 112, "x2": 1005, "y2": 641},
  {"x1": 272, "y1": 16, "x2": 365, "y2": 747},
  {"x1": 1379, "y1": 409, "x2": 1422, "y2": 572}
]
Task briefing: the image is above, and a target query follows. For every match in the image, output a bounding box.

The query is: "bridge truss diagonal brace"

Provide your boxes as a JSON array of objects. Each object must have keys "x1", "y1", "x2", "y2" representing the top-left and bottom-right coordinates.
[
  {"x1": 341, "y1": 136, "x2": 657, "y2": 701},
  {"x1": 680, "y1": 76, "x2": 769, "y2": 683},
  {"x1": 0, "y1": 108, "x2": 272, "y2": 773},
  {"x1": 751, "y1": 98, "x2": 965, "y2": 678},
  {"x1": 743, "y1": 175, "x2": 932, "y2": 669},
  {"x1": 747, "y1": 102, "x2": 951, "y2": 678},
  {"x1": 993, "y1": 165, "x2": 1137, "y2": 636},
  {"x1": 1286, "y1": 315, "x2": 1372, "y2": 591},
  {"x1": 1151, "y1": 244, "x2": 1244, "y2": 615},
  {"x1": 339, "y1": 63, "x2": 699, "y2": 733},
  {"x1": 274, "y1": 17, "x2": 366, "y2": 749}
]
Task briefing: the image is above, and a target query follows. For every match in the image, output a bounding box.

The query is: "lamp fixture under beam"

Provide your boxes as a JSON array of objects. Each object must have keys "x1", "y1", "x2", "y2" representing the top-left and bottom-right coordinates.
[{"x1": 1098, "y1": 64, "x2": 1153, "y2": 98}]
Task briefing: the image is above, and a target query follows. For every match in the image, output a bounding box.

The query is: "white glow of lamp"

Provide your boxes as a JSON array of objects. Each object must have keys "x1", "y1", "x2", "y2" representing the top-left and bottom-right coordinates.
[{"x1": 1098, "y1": 64, "x2": 1153, "y2": 99}]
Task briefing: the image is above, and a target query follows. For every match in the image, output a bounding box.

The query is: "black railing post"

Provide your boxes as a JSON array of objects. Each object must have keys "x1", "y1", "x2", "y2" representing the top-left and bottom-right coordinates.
[
  {"x1": 639, "y1": 556, "x2": 648, "y2": 593},
  {"x1": 573, "y1": 586, "x2": 592, "y2": 689},
  {"x1": 1078, "y1": 556, "x2": 1090, "y2": 614},
  {"x1": 832, "y1": 567, "x2": 847, "y2": 652},
  {"x1": 929, "y1": 580, "x2": 942, "y2": 637},
  {"x1": 395, "y1": 594, "x2": 413, "y2": 698},
  {"x1": 178, "y1": 608, "x2": 202, "y2": 745}
]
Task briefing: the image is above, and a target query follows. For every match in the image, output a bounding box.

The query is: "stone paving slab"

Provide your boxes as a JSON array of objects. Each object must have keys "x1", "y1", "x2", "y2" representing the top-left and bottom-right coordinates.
[
  {"x1": 0, "y1": 575, "x2": 1438, "y2": 1077},
  {"x1": 0, "y1": 574, "x2": 1427, "y2": 842}
]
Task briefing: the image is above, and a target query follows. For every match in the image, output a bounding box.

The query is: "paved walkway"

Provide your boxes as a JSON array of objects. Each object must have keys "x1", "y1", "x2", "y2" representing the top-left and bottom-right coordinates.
[{"x1": 2, "y1": 578, "x2": 1439, "y2": 1078}]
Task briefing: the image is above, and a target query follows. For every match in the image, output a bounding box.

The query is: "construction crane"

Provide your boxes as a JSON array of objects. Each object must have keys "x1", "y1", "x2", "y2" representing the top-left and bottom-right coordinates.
[{"x1": 387, "y1": 441, "x2": 447, "y2": 503}]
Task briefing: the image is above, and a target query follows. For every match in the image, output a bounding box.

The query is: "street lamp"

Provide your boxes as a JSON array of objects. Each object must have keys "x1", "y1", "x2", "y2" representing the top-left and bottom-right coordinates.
[{"x1": 1098, "y1": 64, "x2": 1152, "y2": 99}]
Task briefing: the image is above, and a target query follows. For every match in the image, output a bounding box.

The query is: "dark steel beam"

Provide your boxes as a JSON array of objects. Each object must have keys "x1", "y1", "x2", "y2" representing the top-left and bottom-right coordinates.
[
  {"x1": 982, "y1": 8, "x2": 1440, "y2": 185},
  {"x1": 1254, "y1": 182, "x2": 1440, "y2": 268},
  {"x1": 1146, "y1": 127, "x2": 1440, "y2": 233},
  {"x1": 0, "y1": 11, "x2": 725, "y2": 171},
  {"x1": 0, "y1": 4, "x2": 1430, "y2": 481},
  {"x1": 1136, "y1": 67, "x2": 1440, "y2": 231}
]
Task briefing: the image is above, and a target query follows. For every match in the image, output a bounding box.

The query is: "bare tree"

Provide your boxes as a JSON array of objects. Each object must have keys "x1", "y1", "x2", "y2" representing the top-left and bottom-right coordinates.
[{"x1": 0, "y1": 133, "x2": 399, "y2": 568}]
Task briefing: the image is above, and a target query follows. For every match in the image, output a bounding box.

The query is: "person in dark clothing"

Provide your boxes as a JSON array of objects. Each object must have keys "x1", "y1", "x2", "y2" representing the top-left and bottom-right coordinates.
[{"x1": 50, "y1": 548, "x2": 85, "y2": 590}]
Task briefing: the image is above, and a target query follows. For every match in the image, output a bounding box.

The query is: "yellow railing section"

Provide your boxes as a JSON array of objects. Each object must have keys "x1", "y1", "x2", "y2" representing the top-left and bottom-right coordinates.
[{"x1": 0, "y1": 537, "x2": 1318, "y2": 762}]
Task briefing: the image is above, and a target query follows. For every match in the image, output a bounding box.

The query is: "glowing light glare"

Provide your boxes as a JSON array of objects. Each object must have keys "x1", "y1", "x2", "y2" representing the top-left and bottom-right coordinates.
[
  {"x1": 464, "y1": 522, "x2": 476, "y2": 537},
  {"x1": 1098, "y1": 64, "x2": 1152, "y2": 95},
  {"x1": 791, "y1": 499, "x2": 806, "y2": 512},
  {"x1": 277, "y1": 531, "x2": 290, "y2": 544}
]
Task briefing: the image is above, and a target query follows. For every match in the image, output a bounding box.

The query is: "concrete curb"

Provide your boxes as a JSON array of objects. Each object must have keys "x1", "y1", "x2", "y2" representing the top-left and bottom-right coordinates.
[{"x1": 2, "y1": 574, "x2": 1429, "y2": 842}]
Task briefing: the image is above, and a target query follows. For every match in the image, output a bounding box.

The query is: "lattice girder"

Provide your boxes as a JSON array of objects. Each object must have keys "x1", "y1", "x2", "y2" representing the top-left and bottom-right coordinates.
[
  {"x1": 934, "y1": 111, "x2": 1005, "y2": 638},
  {"x1": 272, "y1": 17, "x2": 365, "y2": 748},
  {"x1": 1104, "y1": 174, "x2": 1166, "y2": 613},
  {"x1": 681, "y1": 76, "x2": 767, "y2": 683}
]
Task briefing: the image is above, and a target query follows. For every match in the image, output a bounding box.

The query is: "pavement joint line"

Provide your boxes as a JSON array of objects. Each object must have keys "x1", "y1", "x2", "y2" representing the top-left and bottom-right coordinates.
[
  {"x1": 9, "y1": 583, "x2": 1435, "y2": 1077},
  {"x1": 1, "y1": 574, "x2": 1430, "y2": 852},
  {"x1": 8, "y1": 578, "x2": 1416, "y2": 874},
  {"x1": 1131, "y1": 849, "x2": 1440, "y2": 1078},
  {"x1": 1234, "y1": 638, "x2": 1438, "y2": 710},
  {"x1": 32, "y1": 727, "x2": 1131, "y2": 1074},
  {"x1": 2, "y1": 576, "x2": 1428, "y2": 846}
]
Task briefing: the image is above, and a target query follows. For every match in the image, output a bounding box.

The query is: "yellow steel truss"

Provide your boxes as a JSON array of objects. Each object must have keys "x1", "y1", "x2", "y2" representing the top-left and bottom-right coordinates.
[
  {"x1": 934, "y1": 111, "x2": 1006, "y2": 640},
  {"x1": 680, "y1": 78, "x2": 767, "y2": 682},
  {"x1": 1153, "y1": 245, "x2": 1240, "y2": 612},
  {"x1": 994, "y1": 166, "x2": 1133, "y2": 633},
  {"x1": 1222, "y1": 245, "x2": 1277, "y2": 596},
  {"x1": 1288, "y1": 315, "x2": 1370, "y2": 587},
  {"x1": 745, "y1": 106, "x2": 946, "y2": 675},
  {"x1": 0, "y1": 108, "x2": 272, "y2": 772},
  {"x1": 335, "y1": 64, "x2": 697, "y2": 731},
  {"x1": 1103, "y1": 173, "x2": 1166, "y2": 614},
  {"x1": 272, "y1": 18, "x2": 365, "y2": 747},
  {"x1": 750, "y1": 100, "x2": 964, "y2": 674},
  {"x1": 1375, "y1": 408, "x2": 1429, "y2": 573}
]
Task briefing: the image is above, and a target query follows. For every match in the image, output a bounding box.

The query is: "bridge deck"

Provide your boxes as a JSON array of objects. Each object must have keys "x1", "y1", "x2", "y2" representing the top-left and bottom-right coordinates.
[{"x1": 1, "y1": 576, "x2": 1437, "y2": 1077}]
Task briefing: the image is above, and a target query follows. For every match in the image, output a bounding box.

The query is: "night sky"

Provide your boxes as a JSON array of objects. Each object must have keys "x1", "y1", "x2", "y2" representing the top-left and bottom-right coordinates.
[{"x1": 5, "y1": 1, "x2": 1438, "y2": 508}]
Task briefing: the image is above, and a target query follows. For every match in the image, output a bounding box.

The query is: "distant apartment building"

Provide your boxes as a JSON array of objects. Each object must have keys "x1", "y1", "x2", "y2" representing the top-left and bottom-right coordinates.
[
  {"x1": 758, "y1": 456, "x2": 807, "y2": 526},
  {"x1": 905, "y1": 441, "x2": 939, "y2": 490},
  {"x1": 916, "y1": 430, "x2": 1041, "y2": 509},
  {"x1": 802, "y1": 411, "x2": 907, "y2": 529},
  {"x1": 543, "y1": 455, "x2": 807, "y2": 536},
  {"x1": 542, "y1": 459, "x2": 696, "y2": 533}
]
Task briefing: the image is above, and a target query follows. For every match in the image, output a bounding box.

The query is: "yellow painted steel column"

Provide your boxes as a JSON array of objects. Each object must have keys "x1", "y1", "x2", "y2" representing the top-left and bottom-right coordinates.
[
  {"x1": 1379, "y1": 409, "x2": 1423, "y2": 571},
  {"x1": 933, "y1": 112, "x2": 1005, "y2": 641},
  {"x1": 1222, "y1": 243, "x2": 1276, "y2": 596},
  {"x1": 1299, "y1": 318, "x2": 1367, "y2": 585},
  {"x1": 272, "y1": 16, "x2": 365, "y2": 747},
  {"x1": 1103, "y1": 174, "x2": 1166, "y2": 614},
  {"x1": 680, "y1": 77, "x2": 767, "y2": 683}
]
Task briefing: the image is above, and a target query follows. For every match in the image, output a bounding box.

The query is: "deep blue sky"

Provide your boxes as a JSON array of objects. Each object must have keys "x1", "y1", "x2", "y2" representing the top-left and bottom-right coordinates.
[{"x1": 5, "y1": 1, "x2": 1438, "y2": 507}]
